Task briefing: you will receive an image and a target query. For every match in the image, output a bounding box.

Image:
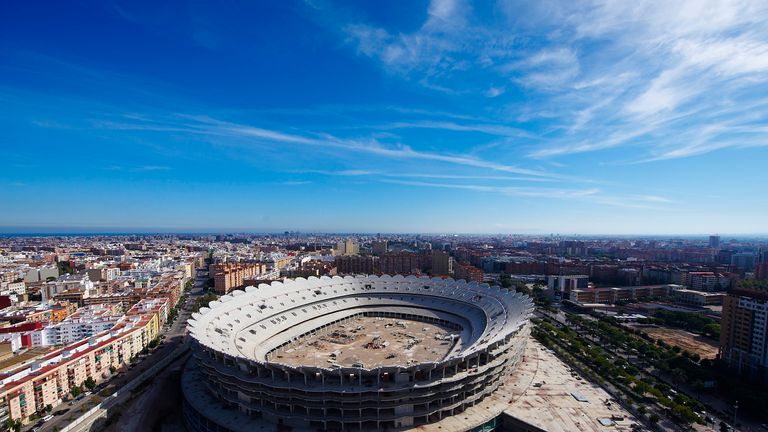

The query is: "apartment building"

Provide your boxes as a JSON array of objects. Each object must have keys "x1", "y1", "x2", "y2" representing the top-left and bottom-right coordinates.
[
  {"x1": 42, "y1": 273, "x2": 95, "y2": 302},
  {"x1": 453, "y1": 263, "x2": 484, "y2": 283},
  {"x1": 568, "y1": 284, "x2": 676, "y2": 304},
  {"x1": 431, "y1": 250, "x2": 453, "y2": 276},
  {"x1": 720, "y1": 281, "x2": 768, "y2": 380},
  {"x1": 547, "y1": 274, "x2": 589, "y2": 295},
  {"x1": 0, "y1": 309, "x2": 160, "y2": 425},
  {"x1": 671, "y1": 289, "x2": 724, "y2": 307},
  {"x1": 335, "y1": 255, "x2": 378, "y2": 275},
  {"x1": 379, "y1": 253, "x2": 427, "y2": 276},
  {"x1": 683, "y1": 271, "x2": 731, "y2": 291},
  {"x1": 210, "y1": 262, "x2": 264, "y2": 294}
]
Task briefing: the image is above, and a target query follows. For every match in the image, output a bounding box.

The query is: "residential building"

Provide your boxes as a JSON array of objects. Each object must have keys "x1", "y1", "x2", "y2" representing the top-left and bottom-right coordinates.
[
  {"x1": 720, "y1": 280, "x2": 768, "y2": 380},
  {"x1": 211, "y1": 262, "x2": 264, "y2": 295},
  {"x1": 453, "y1": 263, "x2": 484, "y2": 283},
  {"x1": 671, "y1": 289, "x2": 725, "y2": 307},
  {"x1": 431, "y1": 251, "x2": 453, "y2": 276},
  {"x1": 371, "y1": 241, "x2": 388, "y2": 256},
  {"x1": 547, "y1": 275, "x2": 589, "y2": 295},
  {"x1": 0, "y1": 307, "x2": 161, "y2": 425},
  {"x1": 335, "y1": 255, "x2": 378, "y2": 275}
]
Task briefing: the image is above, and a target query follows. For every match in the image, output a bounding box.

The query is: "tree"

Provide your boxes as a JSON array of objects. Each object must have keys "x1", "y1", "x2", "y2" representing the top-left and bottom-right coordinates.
[
  {"x1": 649, "y1": 413, "x2": 660, "y2": 424},
  {"x1": 71, "y1": 386, "x2": 82, "y2": 397},
  {"x1": 5, "y1": 419, "x2": 21, "y2": 432},
  {"x1": 45, "y1": 404, "x2": 53, "y2": 413},
  {"x1": 84, "y1": 377, "x2": 96, "y2": 391},
  {"x1": 670, "y1": 368, "x2": 687, "y2": 384}
]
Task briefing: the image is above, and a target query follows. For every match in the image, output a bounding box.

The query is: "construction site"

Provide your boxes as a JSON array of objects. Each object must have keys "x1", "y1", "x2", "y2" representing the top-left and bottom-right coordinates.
[{"x1": 274, "y1": 316, "x2": 459, "y2": 368}]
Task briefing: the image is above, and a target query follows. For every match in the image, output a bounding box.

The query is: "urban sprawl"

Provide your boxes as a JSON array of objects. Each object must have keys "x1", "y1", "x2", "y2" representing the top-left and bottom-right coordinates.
[{"x1": 0, "y1": 233, "x2": 766, "y2": 432}]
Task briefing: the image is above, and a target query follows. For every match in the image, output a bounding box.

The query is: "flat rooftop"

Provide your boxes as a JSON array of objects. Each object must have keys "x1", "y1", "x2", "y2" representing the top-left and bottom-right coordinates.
[
  {"x1": 272, "y1": 317, "x2": 457, "y2": 368},
  {"x1": 503, "y1": 339, "x2": 640, "y2": 432},
  {"x1": 0, "y1": 347, "x2": 55, "y2": 373}
]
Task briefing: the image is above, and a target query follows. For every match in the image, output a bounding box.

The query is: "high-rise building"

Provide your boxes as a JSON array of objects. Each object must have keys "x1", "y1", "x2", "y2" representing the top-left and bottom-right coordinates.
[
  {"x1": 720, "y1": 280, "x2": 768, "y2": 380},
  {"x1": 336, "y1": 239, "x2": 359, "y2": 256},
  {"x1": 379, "y1": 253, "x2": 427, "y2": 275},
  {"x1": 757, "y1": 248, "x2": 768, "y2": 280},
  {"x1": 431, "y1": 251, "x2": 453, "y2": 276},
  {"x1": 709, "y1": 235, "x2": 721, "y2": 249},
  {"x1": 731, "y1": 252, "x2": 757, "y2": 272}
]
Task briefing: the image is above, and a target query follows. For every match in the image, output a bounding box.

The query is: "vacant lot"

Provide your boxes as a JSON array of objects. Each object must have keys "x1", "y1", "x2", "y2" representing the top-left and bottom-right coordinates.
[{"x1": 631, "y1": 325, "x2": 719, "y2": 359}]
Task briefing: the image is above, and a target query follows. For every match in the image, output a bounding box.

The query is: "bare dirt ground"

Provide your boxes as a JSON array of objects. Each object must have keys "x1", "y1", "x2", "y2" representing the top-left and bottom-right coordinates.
[
  {"x1": 274, "y1": 316, "x2": 458, "y2": 368},
  {"x1": 632, "y1": 326, "x2": 719, "y2": 359}
]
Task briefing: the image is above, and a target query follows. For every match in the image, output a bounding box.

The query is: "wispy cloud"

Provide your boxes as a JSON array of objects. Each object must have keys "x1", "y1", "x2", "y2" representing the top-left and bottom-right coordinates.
[
  {"x1": 380, "y1": 179, "x2": 670, "y2": 209},
  {"x1": 95, "y1": 114, "x2": 566, "y2": 179},
  {"x1": 102, "y1": 165, "x2": 172, "y2": 172},
  {"x1": 326, "y1": 0, "x2": 768, "y2": 162},
  {"x1": 301, "y1": 169, "x2": 557, "y2": 183},
  {"x1": 380, "y1": 120, "x2": 529, "y2": 137}
]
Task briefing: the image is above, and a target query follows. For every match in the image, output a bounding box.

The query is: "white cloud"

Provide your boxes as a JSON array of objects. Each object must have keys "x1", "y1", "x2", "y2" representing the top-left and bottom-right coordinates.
[
  {"x1": 96, "y1": 114, "x2": 565, "y2": 179},
  {"x1": 381, "y1": 179, "x2": 670, "y2": 209},
  {"x1": 340, "y1": 0, "x2": 768, "y2": 161}
]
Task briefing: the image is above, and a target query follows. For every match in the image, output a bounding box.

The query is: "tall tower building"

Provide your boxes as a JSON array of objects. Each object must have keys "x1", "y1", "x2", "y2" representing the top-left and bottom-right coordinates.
[
  {"x1": 431, "y1": 251, "x2": 453, "y2": 276},
  {"x1": 344, "y1": 239, "x2": 359, "y2": 256},
  {"x1": 709, "y1": 235, "x2": 720, "y2": 249}
]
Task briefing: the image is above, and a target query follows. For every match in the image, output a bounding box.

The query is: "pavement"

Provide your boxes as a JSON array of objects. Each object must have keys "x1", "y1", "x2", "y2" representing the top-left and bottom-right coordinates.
[{"x1": 505, "y1": 338, "x2": 641, "y2": 432}]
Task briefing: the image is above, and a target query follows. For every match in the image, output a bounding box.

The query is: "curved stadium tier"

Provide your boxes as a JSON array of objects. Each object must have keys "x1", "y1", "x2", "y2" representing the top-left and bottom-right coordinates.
[{"x1": 183, "y1": 275, "x2": 534, "y2": 432}]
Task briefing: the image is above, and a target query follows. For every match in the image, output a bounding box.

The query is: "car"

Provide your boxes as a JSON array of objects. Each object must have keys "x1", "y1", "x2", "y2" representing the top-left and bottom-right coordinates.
[{"x1": 43, "y1": 414, "x2": 54, "y2": 422}]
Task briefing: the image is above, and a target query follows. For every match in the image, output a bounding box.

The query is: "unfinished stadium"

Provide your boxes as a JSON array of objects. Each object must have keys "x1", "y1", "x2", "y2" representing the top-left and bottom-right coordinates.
[{"x1": 182, "y1": 274, "x2": 534, "y2": 431}]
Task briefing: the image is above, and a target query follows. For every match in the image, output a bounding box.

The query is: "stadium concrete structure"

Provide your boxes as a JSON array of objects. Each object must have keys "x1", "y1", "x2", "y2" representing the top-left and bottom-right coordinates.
[{"x1": 182, "y1": 275, "x2": 534, "y2": 431}]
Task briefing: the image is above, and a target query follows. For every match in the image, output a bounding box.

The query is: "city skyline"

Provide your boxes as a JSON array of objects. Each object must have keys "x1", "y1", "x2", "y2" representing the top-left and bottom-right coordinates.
[{"x1": 2, "y1": 1, "x2": 768, "y2": 234}]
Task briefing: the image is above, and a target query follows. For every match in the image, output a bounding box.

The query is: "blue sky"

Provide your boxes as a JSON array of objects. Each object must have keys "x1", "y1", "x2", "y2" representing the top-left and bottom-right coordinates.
[{"x1": 1, "y1": 0, "x2": 768, "y2": 234}]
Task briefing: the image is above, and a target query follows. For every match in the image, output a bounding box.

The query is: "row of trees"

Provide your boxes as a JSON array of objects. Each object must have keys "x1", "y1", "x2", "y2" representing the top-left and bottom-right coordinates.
[
  {"x1": 537, "y1": 316, "x2": 705, "y2": 426},
  {"x1": 498, "y1": 275, "x2": 554, "y2": 309},
  {"x1": 568, "y1": 313, "x2": 768, "y2": 421}
]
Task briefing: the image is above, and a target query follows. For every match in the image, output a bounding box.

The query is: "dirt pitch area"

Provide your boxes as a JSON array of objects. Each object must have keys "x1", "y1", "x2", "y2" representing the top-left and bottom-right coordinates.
[
  {"x1": 274, "y1": 316, "x2": 458, "y2": 368},
  {"x1": 631, "y1": 325, "x2": 719, "y2": 359}
]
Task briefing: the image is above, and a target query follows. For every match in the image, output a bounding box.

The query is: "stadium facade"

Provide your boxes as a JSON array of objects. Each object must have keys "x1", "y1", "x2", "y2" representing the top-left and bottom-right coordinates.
[{"x1": 182, "y1": 275, "x2": 533, "y2": 431}]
